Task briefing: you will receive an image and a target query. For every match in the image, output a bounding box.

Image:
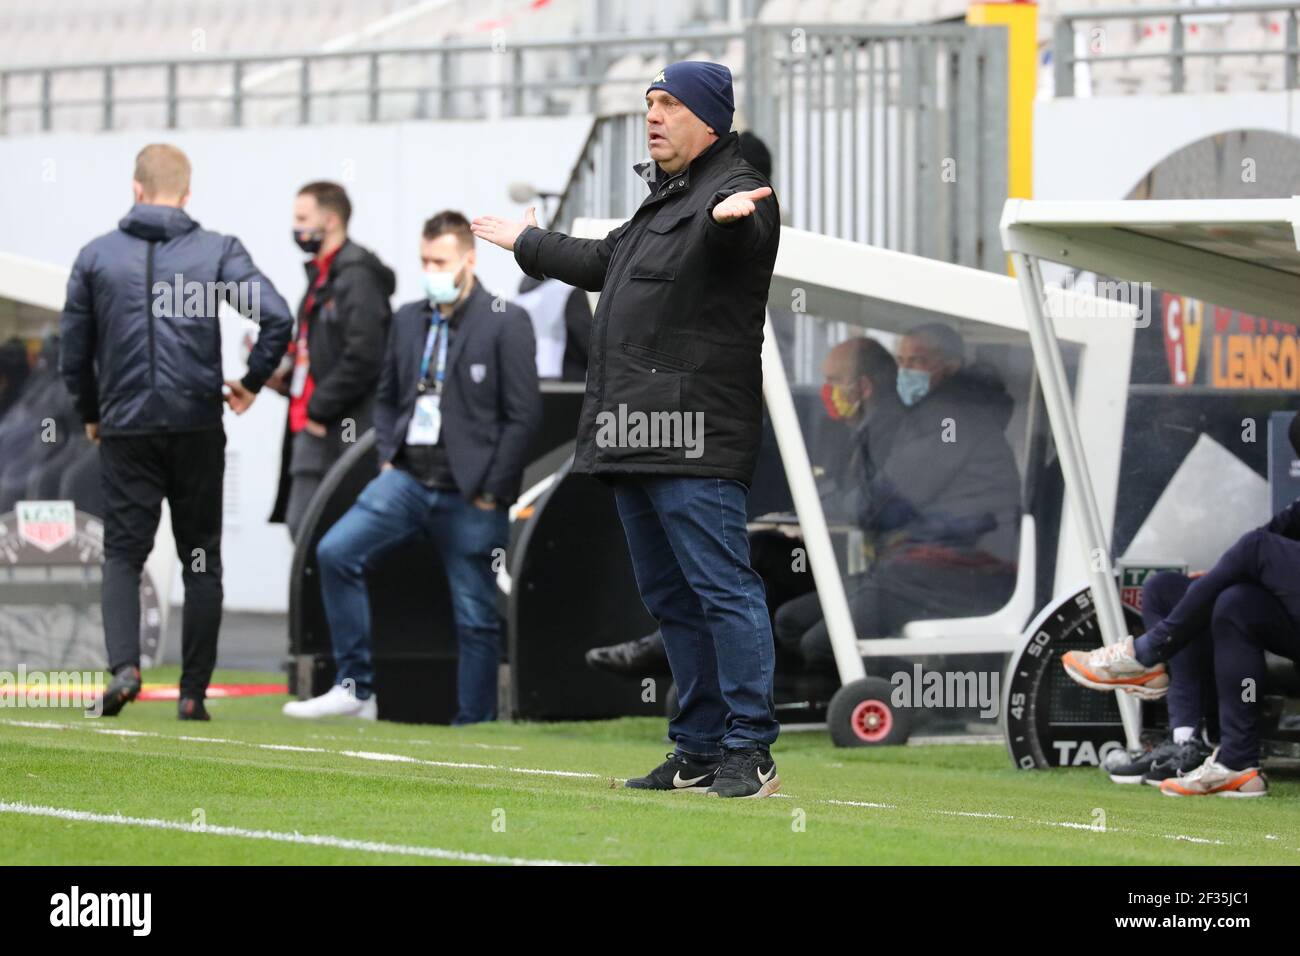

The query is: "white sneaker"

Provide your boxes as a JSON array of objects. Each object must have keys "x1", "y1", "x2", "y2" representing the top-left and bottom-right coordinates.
[
  {"x1": 282, "y1": 684, "x2": 378, "y2": 720},
  {"x1": 1061, "y1": 636, "x2": 1169, "y2": 699},
  {"x1": 1160, "y1": 750, "x2": 1268, "y2": 798}
]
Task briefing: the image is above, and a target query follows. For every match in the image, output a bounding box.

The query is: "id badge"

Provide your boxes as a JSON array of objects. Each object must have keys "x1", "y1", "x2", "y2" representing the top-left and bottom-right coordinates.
[
  {"x1": 405, "y1": 393, "x2": 442, "y2": 445},
  {"x1": 289, "y1": 352, "x2": 309, "y2": 398}
]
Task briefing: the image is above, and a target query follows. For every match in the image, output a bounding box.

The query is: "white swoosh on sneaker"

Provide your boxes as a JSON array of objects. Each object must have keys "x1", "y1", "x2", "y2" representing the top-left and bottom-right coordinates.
[
  {"x1": 673, "y1": 771, "x2": 708, "y2": 788},
  {"x1": 757, "y1": 766, "x2": 776, "y2": 785}
]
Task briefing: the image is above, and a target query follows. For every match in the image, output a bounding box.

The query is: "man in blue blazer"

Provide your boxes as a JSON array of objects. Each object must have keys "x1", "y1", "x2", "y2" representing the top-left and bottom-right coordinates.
[{"x1": 285, "y1": 211, "x2": 541, "y2": 723}]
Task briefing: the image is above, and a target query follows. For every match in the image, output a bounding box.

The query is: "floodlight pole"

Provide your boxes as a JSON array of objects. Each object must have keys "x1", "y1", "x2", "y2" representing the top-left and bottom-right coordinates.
[
  {"x1": 1010, "y1": 253, "x2": 1143, "y2": 752},
  {"x1": 761, "y1": 314, "x2": 867, "y2": 685}
]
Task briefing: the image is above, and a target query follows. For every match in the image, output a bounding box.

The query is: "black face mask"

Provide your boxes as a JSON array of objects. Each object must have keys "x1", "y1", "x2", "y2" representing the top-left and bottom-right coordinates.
[{"x1": 293, "y1": 229, "x2": 324, "y2": 254}]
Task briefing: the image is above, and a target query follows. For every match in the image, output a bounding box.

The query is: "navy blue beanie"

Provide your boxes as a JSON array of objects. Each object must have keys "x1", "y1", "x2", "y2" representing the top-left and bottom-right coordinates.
[{"x1": 647, "y1": 61, "x2": 734, "y2": 135}]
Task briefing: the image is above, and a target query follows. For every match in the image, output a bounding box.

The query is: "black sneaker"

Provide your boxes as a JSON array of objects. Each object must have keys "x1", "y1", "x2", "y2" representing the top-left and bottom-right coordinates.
[
  {"x1": 178, "y1": 697, "x2": 210, "y2": 721},
  {"x1": 585, "y1": 633, "x2": 669, "y2": 676},
  {"x1": 706, "y1": 747, "x2": 780, "y2": 799},
  {"x1": 1104, "y1": 737, "x2": 1178, "y2": 784},
  {"x1": 88, "y1": 666, "x2": 141, "y2": 718},
  {"x1": 1143, "y1": 736, "x2": 1213, "y2": 786},
  {"x1": 624, "y1": 752, "x2": 720, "y2": 792}
]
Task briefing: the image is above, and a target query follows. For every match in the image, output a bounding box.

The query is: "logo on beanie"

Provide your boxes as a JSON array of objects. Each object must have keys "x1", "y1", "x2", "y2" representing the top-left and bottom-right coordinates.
[{"x1": 652, "y1": 69, "x2": 665, "y2": 84}]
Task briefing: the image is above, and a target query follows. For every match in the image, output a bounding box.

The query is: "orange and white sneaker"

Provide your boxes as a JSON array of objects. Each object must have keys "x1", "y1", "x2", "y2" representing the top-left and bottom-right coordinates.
[
  {"x1": 1160, "y1": 751, "x2": 1267, "y2": 798},
  {"x1": 1061, "y1": 636, "x2": 1169, "y2": 699}
]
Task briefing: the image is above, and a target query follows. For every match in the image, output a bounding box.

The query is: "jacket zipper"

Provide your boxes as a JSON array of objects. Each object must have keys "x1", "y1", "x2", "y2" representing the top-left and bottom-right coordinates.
[
  {"x1": 593, "y1": 175, "x2": 689, "y2": 455},
  {"x1": 145, "y1": 240, "x2": 157, "y2": 390}
]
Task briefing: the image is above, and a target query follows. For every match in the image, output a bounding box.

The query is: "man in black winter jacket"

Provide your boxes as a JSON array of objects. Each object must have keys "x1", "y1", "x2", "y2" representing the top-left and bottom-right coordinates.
[
  {"x1": 268, "y1": 181, "x2": 395, "y2": 539},
  {"x1": 474, "y1": 61, "x2": 783, "y2": 798},
  {"x1": 60, "y1": 143, "x2": 293, "y2": 719}
]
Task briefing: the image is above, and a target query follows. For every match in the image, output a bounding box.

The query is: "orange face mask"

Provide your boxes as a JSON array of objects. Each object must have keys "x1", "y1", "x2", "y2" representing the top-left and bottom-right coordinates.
[{"x1": 820, "y1": 382, "x2": 861, "y2": 421}]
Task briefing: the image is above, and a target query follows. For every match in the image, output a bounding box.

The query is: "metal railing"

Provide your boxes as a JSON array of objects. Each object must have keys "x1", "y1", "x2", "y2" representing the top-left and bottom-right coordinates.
[
  {"x1": 556, "y1": 23, "x2": 1009, "y2": 273},
  {"x1": 2, "y1": 19, "x2": 1010, "y2": 272},
  {"x1": 1054, "y1": 1, "x2": 1300, "y2": 97},
  {"x1": 748, "y1": 22, "x2": 1006, "y2": 270},
  {"x1": 552, "y1": 113, "x2": 651, "y2": 236},
  {"x1": 0, "y1": 30, "x2": 739, "y2": 133}
]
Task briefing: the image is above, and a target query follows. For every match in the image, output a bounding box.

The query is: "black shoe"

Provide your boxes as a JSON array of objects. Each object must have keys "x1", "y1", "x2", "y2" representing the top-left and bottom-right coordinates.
[
  {"x1": 88, "y1": 666, "x2": 141, "y2": 717},
  {"x1": 178, "y1": 697, "x2": 210, "y2": 721},
  {"x1": 585, "y1": 633, "x2": 669, "y2": 676},
  {"x1": 1104, "y1": 737, "x2": 1179, "y2": 784},
  {"x1": 706, "y1": 747, "x2": 780, "y2": 799},
  {"x1": 624, "y1": 752, "x2": 720, "y2": 792},
  {"x1": 1143, "y1": 736, "x2": 1213, "y2": 785}
]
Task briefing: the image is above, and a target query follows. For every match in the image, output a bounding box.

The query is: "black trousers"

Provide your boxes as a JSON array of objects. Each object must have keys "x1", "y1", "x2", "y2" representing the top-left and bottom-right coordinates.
[
  {"x1": 774, "y1": 557, "x2": 1015, "y2": 671},
  {"x1": 99, "y1": 427, "x2": 226, "y2": 699}
]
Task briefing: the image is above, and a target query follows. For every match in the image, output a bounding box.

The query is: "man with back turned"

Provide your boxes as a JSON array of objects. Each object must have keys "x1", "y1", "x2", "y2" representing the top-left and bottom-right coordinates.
[{"x1": 61, "y1": 144, "x2": 293, "y2": 720}]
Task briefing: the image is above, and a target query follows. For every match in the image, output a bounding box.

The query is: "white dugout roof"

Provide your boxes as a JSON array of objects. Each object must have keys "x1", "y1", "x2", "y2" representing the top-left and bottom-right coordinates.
[{"x1": 1002, "y1": 196, "x2": 1300, "y2": 748}]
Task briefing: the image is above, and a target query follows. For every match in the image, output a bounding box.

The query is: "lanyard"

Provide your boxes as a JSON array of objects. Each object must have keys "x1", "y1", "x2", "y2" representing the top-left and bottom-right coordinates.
[{"x1": 417, "y1": 312, "x2": 450, "y2": 393}]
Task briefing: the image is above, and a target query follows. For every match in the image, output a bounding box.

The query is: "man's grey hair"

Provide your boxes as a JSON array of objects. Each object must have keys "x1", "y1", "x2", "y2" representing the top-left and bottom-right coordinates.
[{"x1": 908, "y1": 322, "x2": 965, "y2": 364}]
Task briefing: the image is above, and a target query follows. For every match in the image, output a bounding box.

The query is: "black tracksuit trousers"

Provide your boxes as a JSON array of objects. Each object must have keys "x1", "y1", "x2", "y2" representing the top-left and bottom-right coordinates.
[{"x1": 99, "y1": 427, "x2": 226, "y2": 700}]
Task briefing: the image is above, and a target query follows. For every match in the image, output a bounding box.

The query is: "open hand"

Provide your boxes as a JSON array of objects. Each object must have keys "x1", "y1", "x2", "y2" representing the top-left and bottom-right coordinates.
[
  {"x1": 471, "y1": 206, "x2": 539, "y2": 251},
  {"x1": 712, "y1": 187, "x2": 773, "y2": 225}
]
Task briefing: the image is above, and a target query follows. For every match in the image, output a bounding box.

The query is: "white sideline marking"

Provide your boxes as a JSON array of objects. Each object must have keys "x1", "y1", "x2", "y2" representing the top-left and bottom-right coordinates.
[
  {"x1": 306, "y1": 731, "x2": 523, "y2": 752},
  {"x1": 823, "y1": 796, "x2": 1250, "y2": 848},
  {"x1": 907, "y1": 734, "x2": 1001, "y2": 747},
  {"x1": 336, "y1": 748, "x2": 600, "y2": 778},
  {"x1": 0, "y1": 719, "x2": 1267, "y2": 852},
  {"x1": 1165, "y1": 833, "x2": 1226, "y2": 846},
  {"x1": 0, "y1": 801, "x2": 592, "y2": 866},
  {"x1": 0, "y1": 719, "x2": 600, "y2": 780},
  {"x1": 934, "y1": 809, "x2": 1016, "y2": 820}
]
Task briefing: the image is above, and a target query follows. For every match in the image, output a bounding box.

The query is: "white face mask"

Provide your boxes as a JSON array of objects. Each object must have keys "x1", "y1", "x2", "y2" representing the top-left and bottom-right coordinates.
[
  {"x1": 421, "y1": 258, "x2": 465, "y2": 305},
  {"x1": 896, "y1": 367, "x2": 932, "y2": 407}
]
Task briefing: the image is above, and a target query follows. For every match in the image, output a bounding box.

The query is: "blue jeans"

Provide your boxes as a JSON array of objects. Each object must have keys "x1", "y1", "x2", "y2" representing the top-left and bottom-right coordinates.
[
  {"x1": 1135, "y1": 529, "x2": 1300, "y2": 768},
  {"x1": 613, "y1": 476, "x2": 779, "y2": 756},
  {"x1": 316, "y1": 467, "x2": 508, "y2": 724}
]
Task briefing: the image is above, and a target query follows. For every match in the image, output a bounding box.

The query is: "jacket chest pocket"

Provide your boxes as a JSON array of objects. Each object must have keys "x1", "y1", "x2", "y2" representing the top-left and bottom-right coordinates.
[
  {"x1": 628, "y1": 207, "x2": 695, "y2": 280},
  {"x1": 621, "y1": 342, "x2": 699, "y2": 373}
]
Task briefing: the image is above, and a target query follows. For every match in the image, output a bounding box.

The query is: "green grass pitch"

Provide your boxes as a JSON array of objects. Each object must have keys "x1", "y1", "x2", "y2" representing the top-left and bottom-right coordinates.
[{"x1": 2, "y1": 668, "x2": 1298, "y2": 866}]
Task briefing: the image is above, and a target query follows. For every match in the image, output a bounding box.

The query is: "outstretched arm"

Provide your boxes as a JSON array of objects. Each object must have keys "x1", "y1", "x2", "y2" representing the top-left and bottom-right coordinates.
[
  {"x1": 705, "y1": 182, "x2": 778, "y2": 258},
  {"x1": 472, "y1": 206, "x2": 626, "y2": 293}
]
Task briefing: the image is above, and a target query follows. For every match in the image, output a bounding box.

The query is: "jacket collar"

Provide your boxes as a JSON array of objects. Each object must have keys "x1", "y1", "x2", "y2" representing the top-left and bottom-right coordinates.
[
  {"x1": 633, "y1": 131, "x2": 740, "y2": 201},
  {"x1": 304, "y1": 237, "x2": 353, "y2": 282},
  {"x1": 119, "y1": 203, "x2": 199, "y2": 241}
]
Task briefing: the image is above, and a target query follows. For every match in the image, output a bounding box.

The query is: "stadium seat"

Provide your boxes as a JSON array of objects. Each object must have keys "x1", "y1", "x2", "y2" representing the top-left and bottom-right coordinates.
[
  {"x1": 828, "y1": 0, "x2": 870, "y2": 23},
  {"x1": 900, "y1": 514, "x2": 1037, "y2": 642},
  {"x1": 759, "y1": 0, "x2": 800, "y2": 24},
  {"x1": 597, "y1": 53, "x2": 653, "y2": 118}
]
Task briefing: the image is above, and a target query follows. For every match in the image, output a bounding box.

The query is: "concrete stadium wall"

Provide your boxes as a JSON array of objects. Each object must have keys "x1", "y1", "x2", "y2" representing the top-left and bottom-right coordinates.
[{"x1": 1034, "y1": 89, "x2": 1297, "y2": 200}]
